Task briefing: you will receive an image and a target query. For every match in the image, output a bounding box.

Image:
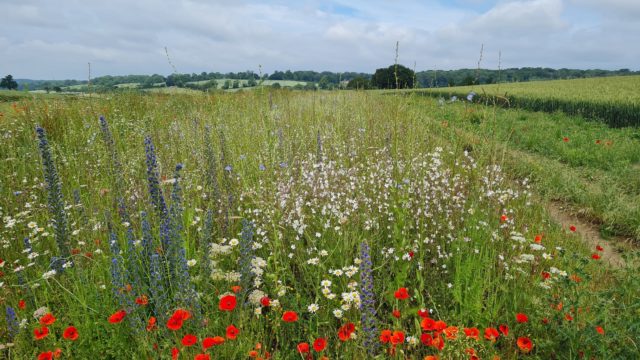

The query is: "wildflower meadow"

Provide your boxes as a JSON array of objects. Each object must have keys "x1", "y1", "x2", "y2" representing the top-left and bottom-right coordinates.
[{"x1": 1, "y1": 90, "x2": 639, "y2": 359}]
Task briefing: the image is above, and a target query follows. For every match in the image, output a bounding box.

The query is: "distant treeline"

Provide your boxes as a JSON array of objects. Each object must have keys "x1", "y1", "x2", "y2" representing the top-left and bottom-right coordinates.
[
  {"x1": 15, "y1": 70, "x2": 370, "y2": 91},
  {"x1": 15, "y1": 67, "x2": 639, "y2": 91}
]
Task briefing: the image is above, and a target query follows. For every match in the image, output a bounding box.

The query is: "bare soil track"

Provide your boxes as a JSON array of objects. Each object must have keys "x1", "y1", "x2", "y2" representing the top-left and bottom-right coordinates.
[{"x1": 547, "y1": 202, "x2": 629, "y2": 268}]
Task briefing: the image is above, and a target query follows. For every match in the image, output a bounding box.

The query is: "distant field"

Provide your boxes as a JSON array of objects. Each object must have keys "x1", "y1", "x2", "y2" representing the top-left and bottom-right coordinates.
[
  {"x1": 260, "y1": 80, "x2": 309, "y2": 87},
  {"x1": 418, "y1": 76, "x2": 640, "y2": 127},
  {"x1": 63, "y1": 84, "x2": 86, "y2": 90},
  {"x1": 187, "y1": 79, "x2": 309, "y2": 89},
  {"x1": 425, "y1": 76, "x2": 640, "y2": 103},
  {"x1": 54, "y1": 79, "x2": 311, "y2": 93},
  {"x1": 114, "y1": 82, "x2": 140, "y2": 89},
  {"x1": 144, "y1": 86, "x2": 202, "y2": 94}
]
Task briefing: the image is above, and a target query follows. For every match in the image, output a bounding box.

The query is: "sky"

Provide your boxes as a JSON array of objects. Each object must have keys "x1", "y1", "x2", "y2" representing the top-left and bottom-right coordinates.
[{"x1": 1, "y1": 0, "x2": 639, "y2": 79}]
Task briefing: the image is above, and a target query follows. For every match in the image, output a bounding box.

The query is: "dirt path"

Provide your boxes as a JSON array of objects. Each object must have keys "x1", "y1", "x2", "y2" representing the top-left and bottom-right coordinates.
[{"x1": 547, "y1": 202, "x2": 628, "y2": 268}]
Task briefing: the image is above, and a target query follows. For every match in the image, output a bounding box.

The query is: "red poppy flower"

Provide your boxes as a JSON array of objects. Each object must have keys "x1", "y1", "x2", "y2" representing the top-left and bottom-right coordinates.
[
  {"x1": 431, "y1": 333, "x2": 445, "y2": 351},
  {"x1": 38, "y1": 351, "x2": 53, "y2": 360},
  {"x1": 596, "y1": 245, "x2": 604, "y2": 252},
  {"x1": 463, "y1": 327, "x2": 479, "y2": 340},
  {"x1": 146, "y1": 316, "x2": 157, "y2": 331},
  {"x1": 569, "y1": 225, "x2": 576, "y2": 232},
  {"x1": 171, "y1": 347, "x2": 179, "y2": 360},
  {"x1": 444, "y1": 326, "x2": 458, "y2": 340},
  {"x1": 417, "y1": 309, "x2": 429, "y2": 318},
  {"x1": 231, "y1": 285, "x2": 242, "y2": 293},
  {"x1": 166, "y1": 315, "x2": 183, "y2": 331},
  {"x1": 390, "y1": 330, "x2": 405, "y2": 345},
  {"x1": 591, "y1": 253, "x2": 601, "y2": 260},
  {"x1": 421, "y1": 317, "x2": 436, "y2": 331},
  {"x1": 108, "y1": 310, "x2": 126, "y2": 324},
  {"x1": 420, "y1": 333, "x2": 433, "y2": 346},
  {"x1": 517, "y1": 337, "x2": 533, "y2": 353},
  {"x1": 433, "y1": 320, "x2": 447, "y2": 331},
  {"x1": 498, "y1": 324, "x2": 509, "y2": 336},
  {"x1": 18, "y1": 299, "x2": 26, "y2": 310},
  {"x1": 595, "y1": 139, "x2": 601, "y2": 144},
  {"x1": 226, "y1": 324, "x2": 240, "y2": 340},
  {"x1": 563, "y1": 137, "x2": 569, "y2": 142},
  {"x1": 135, "y1": 295, "x2": 149, "y2": 306},
  {"x1": 392, "y1": 309, "x2": 401, "y2": 318},
  {"x1": 421, "y1": 332, "x2": 445, "y2": 351},
  {"x1": 516, "y1": 313, "x2": 529, "y2": 323},
  {"x1": 297, "y1": 342, "x2": 310, "y2": 353},
  {"x1": 182, "y1": 334, "x2": 198, "y2": 347},
  {"x1": 194, "y1": 354, "x2": 211, "y2": 360},
  {"x1": 282, "y1": 311, "x2": 298, "y2": 322},
  {"x1": 173, "y1": 308, "x2": 191, "y2": 320},
  {"x1": 541, "y1": 271, "x2": 551, "y2": 280},
  {"x1": 346, "y1": 323, "x2": 355, "y2": 332},
  {"x1": 483, "y1": 328, "x2": 500, "y2": 342},
  {"x1": 34, "y1": 326, "x2": 49, "y2": 340},
  {"x1": 500, "y1": 214, "x2": 508, "y2": 222},
  {"x1": 260, "y1": 296, "x2": 270, "y2": 307},
  {"x1": 394, "y1": 287, "x2": 409, "y2": 300},
  {"x1": 63, "y1": 326, "x2": 79, "y2": 341},
  {"x1": 338, "y1": 323, "x2": 355, "y2": 341},
  {"x1": 565, "y1": 313, "x2": 573, "y2": 321},
  {"x1": 313, "y1": 338, "x2": 327, "y2": 352},
  {"x1": 534, "y1": 234, "x2": 542, "y2": 243},
  {"x1": 53, "y1": 348, "x2": 62, "y2": 359},
  {"x1": 380, "y1": 329, "x2": 392, "y2": 343},
  {"x1": 40, "y1": 313, "x2": 56, "y2": 326},
  {"x1": 595, "y1": 326, "x2": 604, "y2": 335},
  {"x1": 219, "y1": 294, "x2": 237, "y2": 311},
  {"x1": 203, "y1": 336, "x2": 225, "y2": 350}
]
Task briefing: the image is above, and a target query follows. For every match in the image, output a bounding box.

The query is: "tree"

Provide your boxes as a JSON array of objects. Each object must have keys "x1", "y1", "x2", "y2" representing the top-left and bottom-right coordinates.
[
  {"x1": 222, "y1": 80, "x2": 231, "y2": 90},
  {"x1": 371, "y1": 65, "x2": 414, "y2": 89},
  {"x1": 318, "y1": 76, "x2": 331, "y2": 90},
  {"x1": 459, "y1": 75, "x2": 475, "y2": 86},
  {"x1": 347, "y1": 77, "x2": 371, "y2": 90},
  {"x1": 1, "y1": 75, "x2": 18, "y2": 90}
]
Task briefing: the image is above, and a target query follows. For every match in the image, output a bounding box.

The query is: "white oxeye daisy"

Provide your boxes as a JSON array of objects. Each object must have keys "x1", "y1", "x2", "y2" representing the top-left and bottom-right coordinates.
[{"x1": 307, "y1": 303, "x2": 319, "y2": 313}]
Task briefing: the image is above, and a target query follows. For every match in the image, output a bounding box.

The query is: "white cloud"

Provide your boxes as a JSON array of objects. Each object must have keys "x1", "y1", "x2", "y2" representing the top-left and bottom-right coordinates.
[{"x1": 470, "y1": 0, "x2": 566, "y2": 34}]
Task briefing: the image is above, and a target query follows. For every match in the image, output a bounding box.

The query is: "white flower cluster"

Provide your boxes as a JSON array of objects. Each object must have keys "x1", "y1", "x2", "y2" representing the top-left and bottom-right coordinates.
[
  {"x1": 251, "y1": 256, "x2": 267, "y2": 287},
  {"x1": 320, "y1": 279, "x2": 336, "y2": 300},
  {"x1": 209, "y1": 238, "x2": 241, "y2": 282},
  {"x1": 339, "y1": 291, "x2": 361, "y2": 311},
  {"x1": 248, "y1": 289, "x2": 266, "y2": 306},
  {"x1": 329, "y1": 265, "x2": 358, "y2": 278}
]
